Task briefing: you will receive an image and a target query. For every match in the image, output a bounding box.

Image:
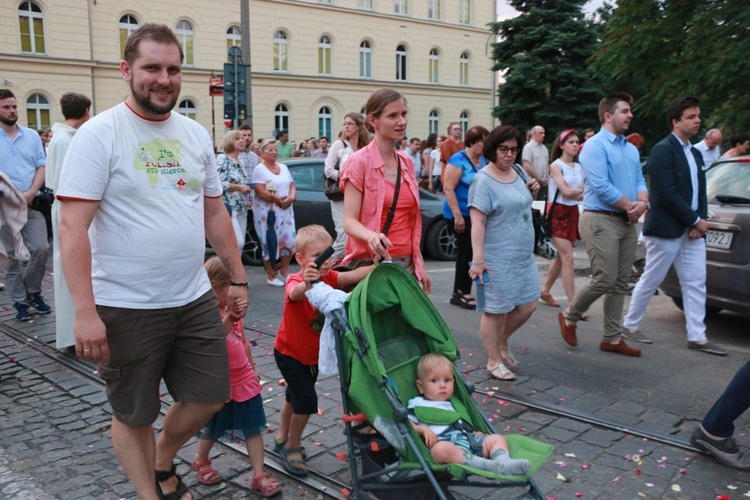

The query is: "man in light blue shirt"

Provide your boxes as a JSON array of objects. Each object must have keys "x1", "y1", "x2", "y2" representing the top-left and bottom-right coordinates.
[
  {"x1": 0, "y1": 89, "x2": 51, "y2": 322},
  {"x1": 558, "y1": 93, "x2": 648, "y2": 357}
]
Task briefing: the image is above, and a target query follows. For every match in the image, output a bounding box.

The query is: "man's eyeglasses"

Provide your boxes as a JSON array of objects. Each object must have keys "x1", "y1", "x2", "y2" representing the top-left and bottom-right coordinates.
[{"x1": 497, "y1": 146, "x2": 519, "y2": 155}]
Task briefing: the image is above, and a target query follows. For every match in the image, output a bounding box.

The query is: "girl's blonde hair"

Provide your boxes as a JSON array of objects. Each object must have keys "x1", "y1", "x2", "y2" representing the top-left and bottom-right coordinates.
[
  {"x1": 204, "y1": 256, "x2": 231, "y2": 287},
  {"x1": 221, "y1": 130, "x2": 241, "y2": 154}
]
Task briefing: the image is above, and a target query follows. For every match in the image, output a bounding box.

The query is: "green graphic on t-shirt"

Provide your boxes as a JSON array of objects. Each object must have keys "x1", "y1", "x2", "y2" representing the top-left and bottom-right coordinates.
[{"x1": 134, "y1": 139, "x2": 199, "y2": 190}]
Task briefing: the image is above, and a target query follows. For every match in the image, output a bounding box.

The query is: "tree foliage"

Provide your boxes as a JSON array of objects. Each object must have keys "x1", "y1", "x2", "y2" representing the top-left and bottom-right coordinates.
[
  {"x1": 591, "y1": 0, "x2": 750, "y2": 146},
  {"x1": 489, "y1": 0, "x2": 602, "y2": 138}
]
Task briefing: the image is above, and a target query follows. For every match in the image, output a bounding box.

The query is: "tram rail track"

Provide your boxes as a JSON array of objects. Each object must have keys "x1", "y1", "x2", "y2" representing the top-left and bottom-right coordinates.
[{"x1": 2, "y1": 318, "x2": 699, "y2": 499}]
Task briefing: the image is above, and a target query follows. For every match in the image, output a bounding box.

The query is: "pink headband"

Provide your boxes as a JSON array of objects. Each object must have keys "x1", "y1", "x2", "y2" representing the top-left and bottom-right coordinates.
[{"x1": 559, "y1": 129, "x2": 577, "y2": 144}]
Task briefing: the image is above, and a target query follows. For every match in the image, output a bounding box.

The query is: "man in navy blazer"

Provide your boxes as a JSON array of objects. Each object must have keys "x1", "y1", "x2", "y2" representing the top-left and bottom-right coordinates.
[{"x1": 622, "y1": 96, "x2": 726, "y2": 355}]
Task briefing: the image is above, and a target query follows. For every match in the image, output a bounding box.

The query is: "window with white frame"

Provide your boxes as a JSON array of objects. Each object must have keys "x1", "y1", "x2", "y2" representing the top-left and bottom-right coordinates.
[
  {"x1": 429, "y1": 110, "x2": 440, "y2": 135},
  {"x1": 226, "y1": 25, "x2": 241, "y2": 57},
  {"x1": 428, "y1": 0, "x2": 441, "y2": 20},
  {"x1": 429, "y1": 49, "x2": 440, "y2": 84},
  {"x1": 459, "y1": 52, "x2": 470, "y2": 86},
  {"x1": 18, "y1": 2, "x2": 45, "y2": 54},
  {"x1": 396, "y1": 44, "x2": 407, "y2": 81},
  {"x1": 359, "y1": 41, "x2": 372, "y2": 79},
  {"x1": 119, "y1": 15, "x2": 139, "y2": 58},
  {"x1": 361, "y1": 0, "x2": 373, "y2": 9},
  {"x1": 318, "y1": 106, "x2": 332, "y2": 140},
  {"x1": 459, "y1": 0, "x2": 471, "y2": 24},
  {"x1": 274, "y1": 31, "x2": 289, "y2": 72},
  {"x1": 175, "y1": 20, "x2": 195, "y2": 66},
  {"x1": 178, "y1": 99, "x2": 197, "y2": 120},
  {"x1": 460, "y1": 111, "x2": 470, "y2": 140},
  {"x1": 26, "y1": 93, "x2": 50, "y2": 130},
  {"x1": 318, "y1": 36, "x2": 332, "y2": 75},
  {"x1": 275, "y1": 103, "x2": 290, "y2": 134},
  {"x1": 395, "y1": 0, "x2": 408, "y2": 15}
]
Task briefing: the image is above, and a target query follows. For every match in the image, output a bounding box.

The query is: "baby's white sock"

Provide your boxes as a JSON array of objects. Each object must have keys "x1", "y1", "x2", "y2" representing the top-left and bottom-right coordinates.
[{"x1": 488, "y1": 449, "x2": 532, "y2": 475}]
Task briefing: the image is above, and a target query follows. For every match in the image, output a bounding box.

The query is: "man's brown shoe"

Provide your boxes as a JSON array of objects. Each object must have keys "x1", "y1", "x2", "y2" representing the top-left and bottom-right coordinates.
[
  {"x1": 600, "y1": 340, "x2": 643, "y2": 357},
  {"x1": 558, "y1": 312, "x2": 577, "y2": 346}
]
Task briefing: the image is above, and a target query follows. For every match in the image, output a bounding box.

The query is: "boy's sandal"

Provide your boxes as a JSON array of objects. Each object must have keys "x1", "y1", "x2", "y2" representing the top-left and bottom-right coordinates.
[
  {"x1": 192, "y1": 459, "x2": 221, "y2": 485},
  {"x1": 251, "y1": 473, "x2": 282, "y2": 497},
  {"x1": 274, "y1": 438, "x2": 307, "y2": 458},
  {"x1": 449, "y1": 292, "x2": 476, "y2": 310},
  {"x1": 278, "y1": 447, "x2": 309, "y2": 477},
  {"x1": 155, "y1": 463, "x2": 190, "y2": 500}
]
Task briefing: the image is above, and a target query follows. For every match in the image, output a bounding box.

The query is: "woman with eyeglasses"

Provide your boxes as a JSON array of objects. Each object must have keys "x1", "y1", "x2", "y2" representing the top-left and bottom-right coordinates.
[
  {"x1": 253, "y1": 139, "x2": 297, "y2": 286},
  {"x1": 324, "y1": 112, "x2": 372, "y2": 262},
  {"x1": 468, "y1": 125, "x2": 540, "y2": 381},
  {"x1": 540, "y1": 130, "x2": 585, "y2": 309},
  {"x1": 443, "y1": 126, "x2": 489, "y2": 310},
  {"x1": 340, "y1": 88, "x2": 431, "y2": 293}
]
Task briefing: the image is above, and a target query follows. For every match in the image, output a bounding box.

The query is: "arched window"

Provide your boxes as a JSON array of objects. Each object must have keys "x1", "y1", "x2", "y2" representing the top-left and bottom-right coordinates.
[
  {"x1": 318, "y1": 36, "x2": 332, "y2": 75},
  {"x1": 178, "y1": 99, "x2": 197, "y2": 120},
  {"x1": 460, "y1": 52, "x2": 470, "y2": 86},
  {"x1": 396, "y1": 44, "x2": 407, "y2": 81},
  {"x1": 428, "y1": 0, "x2": 441, "y2": 19},
  {"x1": 18, "y1": 2, "x2": 45, "y2": 54},
  {"x1": 459, "y1": 0, "x2": 471, "y2": 24},
  {"x1": 318, "y1": 106, "x2": 332, "y2": 140},
  {"x1": 274, "y1": 31, "x2": 289, "y2": 72},
  {"x1": 429, "y1": 110, "x2": 440, "y2": 135},
  {"x1": 429, "y1": 49, "x2": 440, "y2": 84},
  {"x1": 359, "y1": 41, "x2": 372, "y2": 79},
  {"x1": 175, "y1": 20, "x2": 195, "y2": 66},
  {"x1": 275, "y1": 103, "x2": 290, "y2": 134},
  {"x1": 119, "y1": 15, "x2": 139, "y2": 58},
  {"x1": 395, "y1": 0, "x2": 408, "y2": 15},
  {"x1": 26, "y1": 93, "x2": 50, "y2": 130},
  {"x1": 226, "y1": 26, "x2": 241, "y2": 57},
  {"x1": 460, "y1": 111, "x2": 470, "y2": 140}
]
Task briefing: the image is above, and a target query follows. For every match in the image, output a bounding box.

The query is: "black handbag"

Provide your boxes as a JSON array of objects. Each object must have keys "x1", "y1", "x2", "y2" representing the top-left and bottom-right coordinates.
[
  {"x1": 31, "y1": 186, "x2": 55, "y2": 216},
  {"x1": 323, "y1": 141, "x2": 349, "y2": 201},
  {"x1": 512, "y1": 164, "x2": 557, "y2": 260}
]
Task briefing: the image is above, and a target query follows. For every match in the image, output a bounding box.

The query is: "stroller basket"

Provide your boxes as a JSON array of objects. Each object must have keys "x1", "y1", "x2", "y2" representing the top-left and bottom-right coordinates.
[{"x1": 332, "y1": 264, "x2": 553, "y2": 500}]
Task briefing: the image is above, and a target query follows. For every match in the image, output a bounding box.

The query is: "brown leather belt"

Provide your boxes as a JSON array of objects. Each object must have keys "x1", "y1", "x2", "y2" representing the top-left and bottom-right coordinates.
[{"x1": 585, "y1": 209, "x2": 628, "y2": 221}]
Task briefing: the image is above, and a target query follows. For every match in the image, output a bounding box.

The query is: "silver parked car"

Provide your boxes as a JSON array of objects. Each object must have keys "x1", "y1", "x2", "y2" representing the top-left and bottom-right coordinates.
[
  {"x1": 234, "y1": 157, "x2": 457, "y2": 265},
  {"x1": 660, "y1": 156, "x2": 750, "y2": 316}
]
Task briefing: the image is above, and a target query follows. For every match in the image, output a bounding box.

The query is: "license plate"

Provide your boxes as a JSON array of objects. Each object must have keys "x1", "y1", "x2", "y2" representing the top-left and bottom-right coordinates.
[{"x1": 706, "y1": 230, "x2": 733, "y2": 249}]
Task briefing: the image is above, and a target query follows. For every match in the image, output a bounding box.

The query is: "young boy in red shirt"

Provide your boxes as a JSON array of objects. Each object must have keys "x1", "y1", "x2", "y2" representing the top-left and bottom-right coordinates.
[{"x1": 273, "y1": 224, "x2": 375, "y2": 476}]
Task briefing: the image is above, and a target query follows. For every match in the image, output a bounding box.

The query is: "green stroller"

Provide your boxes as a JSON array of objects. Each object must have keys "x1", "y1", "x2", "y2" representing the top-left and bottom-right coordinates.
[{"x1": 329, "y1": 264, "x2": 553, "y2": 500}]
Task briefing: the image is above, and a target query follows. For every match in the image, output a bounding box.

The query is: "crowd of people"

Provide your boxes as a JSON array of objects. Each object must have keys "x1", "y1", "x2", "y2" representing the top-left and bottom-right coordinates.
[{"x1": 2, "y1": 22, "x2": 750, "y2": 500}]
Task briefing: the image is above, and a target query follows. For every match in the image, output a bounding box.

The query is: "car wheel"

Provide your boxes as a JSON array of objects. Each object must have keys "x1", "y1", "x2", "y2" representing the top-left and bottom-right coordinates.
[
  {"x1": 242, "y1": 226, "x2": 263, "y2": 266},
  {"x1": 669, "y1": 296, "x2": 722, "y2": 317},
  {"x1": 426, "y1": 218, "x2": 457, "y2": 261}
]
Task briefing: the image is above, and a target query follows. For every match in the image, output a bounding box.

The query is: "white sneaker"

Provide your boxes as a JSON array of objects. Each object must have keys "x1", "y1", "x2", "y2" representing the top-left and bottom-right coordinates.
[
  {"x1": 278, "y1": 274, "x2": 287, "y2": 283},
  {"x1": 266, "y1": 277, "x2": 284, "y2": 287}
]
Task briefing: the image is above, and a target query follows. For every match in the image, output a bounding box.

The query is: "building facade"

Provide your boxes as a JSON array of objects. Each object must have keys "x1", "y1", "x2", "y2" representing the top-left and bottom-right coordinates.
[{"x1": 1, "y1": 0, "x2": 497, "y2": 145}]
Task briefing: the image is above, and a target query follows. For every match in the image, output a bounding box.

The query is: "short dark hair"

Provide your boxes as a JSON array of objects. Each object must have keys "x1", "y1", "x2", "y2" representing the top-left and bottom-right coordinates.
[
  {"x1": 276, "y1": 129, "x2": 288, "y2": 140},
  {"x1": 60, "y1": 92, "x2": 91, "y2": 120},
  {"x1": 123, "y1": 23, "x2": 183, "y2": 65},
  {"x1": 666, "y1": 96, "x2": 700, "y2": 130},
  {"x1": 464, "y1": 126, "x2": 489, "y2": 148},
  {"x1": 0, "y1": 89, "x2": 15, "y2": 100},
  {"x1": 730, "y1": 132, "x2": 750, "y2": 148},
  {"x1": 409, "y1": 137, "x2": 420, "y2": 144},
  {"x1": 483, "y1": 125, "x2": 522, "y2": 163},
  {"x1": 319, "y1": 136, "x2": 329, "y2": 142},
  {"x1": 598, "y1": 92, "x2": 633, "y2": 124},
  {"x1": 238, "y1": 123, "x2": 253, "y2": 131}
]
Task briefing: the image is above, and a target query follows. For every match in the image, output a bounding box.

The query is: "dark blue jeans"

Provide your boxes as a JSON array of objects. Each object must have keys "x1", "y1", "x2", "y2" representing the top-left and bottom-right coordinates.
[{"x1": 702, "y1": 360, "x2": 750, "y2": 438}]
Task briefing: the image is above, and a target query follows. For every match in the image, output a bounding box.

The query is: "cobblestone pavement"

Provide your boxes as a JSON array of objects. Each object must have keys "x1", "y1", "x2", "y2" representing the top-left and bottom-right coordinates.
[{"x1": 1, "y1": 261, "x2": 748, "y2": 499}]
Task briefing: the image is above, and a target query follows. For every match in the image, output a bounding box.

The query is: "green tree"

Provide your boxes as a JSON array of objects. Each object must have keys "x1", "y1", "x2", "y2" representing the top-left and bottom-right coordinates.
[
  {"x1": 591, "y1": 0, "x2": 750, "y2": 145},
  {"x1": 489, "y1": 0, "x2": 602, "y2": 138}
]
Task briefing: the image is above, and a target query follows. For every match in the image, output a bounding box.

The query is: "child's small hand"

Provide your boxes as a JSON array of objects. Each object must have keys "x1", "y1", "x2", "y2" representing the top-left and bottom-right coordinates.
[
  {"x1": 302, "y1": 262, "x2": 321, "y2": 284},
  {"x1": 423, "y1": 429, "x2": 438, "y2": 448},
  {"x1": 473, "y1": 431, "x2": 484, "y2": 437}
]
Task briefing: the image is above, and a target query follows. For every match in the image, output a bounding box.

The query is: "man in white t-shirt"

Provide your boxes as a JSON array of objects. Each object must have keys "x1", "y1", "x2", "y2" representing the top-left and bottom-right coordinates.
[
  {"x1": 694, "y1": 128, "x2": 723, "y2": 169},
  {"x1": 522, "y1": 125, "x2": 549, "y2": 200},
  {"x1": 57, "y1": 24, "x2": 248, "y2": 500}
]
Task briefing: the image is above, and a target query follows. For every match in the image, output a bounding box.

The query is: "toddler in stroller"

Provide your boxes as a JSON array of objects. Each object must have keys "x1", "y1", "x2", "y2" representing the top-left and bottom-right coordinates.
[{"x1": 408, "y1": 353, "x2": 531, "y2": 476}]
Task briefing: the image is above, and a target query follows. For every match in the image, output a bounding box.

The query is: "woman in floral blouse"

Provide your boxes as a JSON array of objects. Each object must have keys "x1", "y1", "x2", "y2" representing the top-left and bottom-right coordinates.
[{"x1": 217, "y1": 130, "x2": 252, "y2": 252}]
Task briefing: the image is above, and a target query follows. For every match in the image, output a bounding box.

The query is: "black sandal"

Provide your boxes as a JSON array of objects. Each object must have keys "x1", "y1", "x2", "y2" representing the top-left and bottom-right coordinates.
[
  {"x1": 155, "y1": 463, "x2": 190, "y2": 500},
  {"x1": 449, "y1": 292, "x2": 476, "y2": 310}
]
